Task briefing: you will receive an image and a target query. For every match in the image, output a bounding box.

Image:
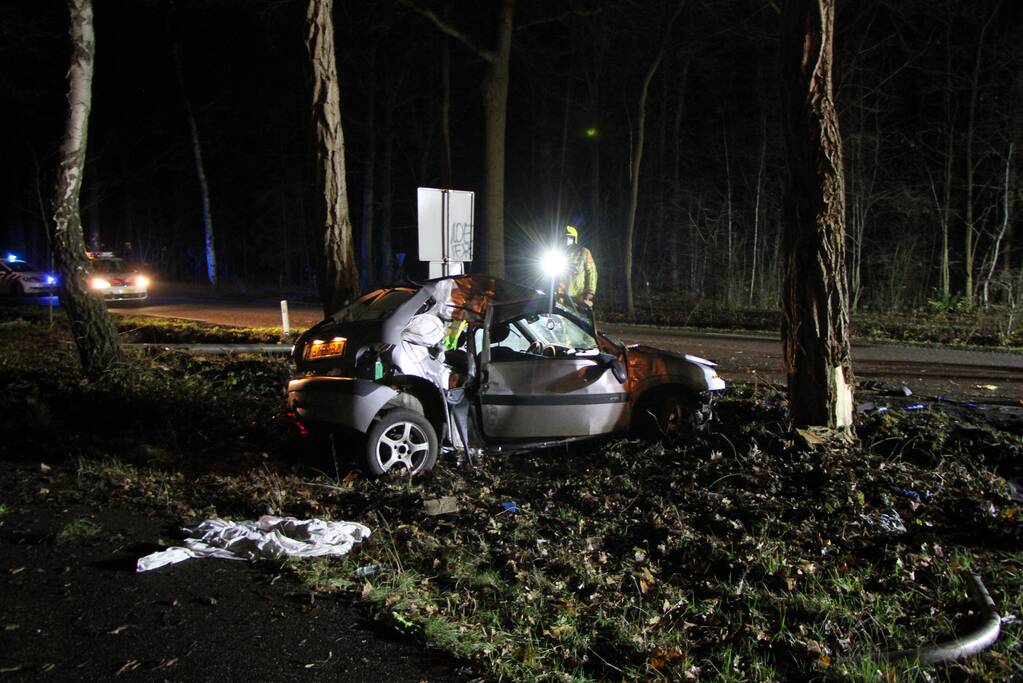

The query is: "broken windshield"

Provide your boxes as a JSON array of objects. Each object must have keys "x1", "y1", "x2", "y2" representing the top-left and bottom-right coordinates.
[{"x1": 522, "y1": 312, "x2": 597, "y2": 352}]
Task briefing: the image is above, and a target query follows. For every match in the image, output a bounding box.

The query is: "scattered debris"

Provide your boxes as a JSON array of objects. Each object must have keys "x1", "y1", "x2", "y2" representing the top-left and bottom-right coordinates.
[
  {"x1": 1007, "y1": 479, "x2": 1023, "y2": 504},
  {"x1": 860, "y1": 510, "x2": 907, "y2": 536},
  {"x1": 883, "y1": 572, "x2": 1001, "y2": 665},
  {"x1": 354, "y1": 564, "x2": 382, "y2": 577},
  {"x1": 975, "y1": 384, "x2": 999, "y2": 391},
  {"x1": 795, "y1": 427, "x2": 853, "y2": 447},
  {"x1": 423, "y1": 496, "x2": 459, "y2": 516},
  {"x1": 136, "y1": 516, "x2": 371, "y2": 572},
  {"x1": 498, "y1": 501, "x2": 519, "y2": 514},
  {"x1": 892, "y1": 487, "x2": 933, "y2": 502}
]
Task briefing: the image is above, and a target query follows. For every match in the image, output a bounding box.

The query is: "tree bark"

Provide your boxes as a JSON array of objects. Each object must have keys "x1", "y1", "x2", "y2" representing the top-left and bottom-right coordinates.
[
  {"x1": 480, "y1": 0, "x2": 513, "y2": 277},
  {"x1": 305, "y1": 0, "x2": 360, "y2": 316},
  {"x1": 360, "y1": 50, "x2": 377, "y2": 289},
  {"x1": 439, "y1": 0, "x2": 453, "y2": 188},
  {"x1": 51, "y1": 0, "x2": 125, "y2": 378},
  {"x1": 780, "y1": 0, "x2": 854, "y2": 430}
]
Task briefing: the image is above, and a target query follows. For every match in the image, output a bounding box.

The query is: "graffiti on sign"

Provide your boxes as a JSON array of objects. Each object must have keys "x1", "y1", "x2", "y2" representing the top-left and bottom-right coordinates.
[{"x1": 449, "y1": 222, "x2": 473, "y2": 261}]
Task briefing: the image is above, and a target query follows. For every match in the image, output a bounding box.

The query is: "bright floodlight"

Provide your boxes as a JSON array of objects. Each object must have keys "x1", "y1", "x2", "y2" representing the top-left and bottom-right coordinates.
[{"x1": 540, "y1": 249, "x2": 568, "y2": 278}]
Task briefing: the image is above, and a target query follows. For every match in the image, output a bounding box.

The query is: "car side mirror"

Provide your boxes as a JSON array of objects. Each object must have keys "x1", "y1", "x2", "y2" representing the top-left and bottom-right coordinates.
[{"x1": 596, "y1": 352, "x2": 627, "y2": 384}]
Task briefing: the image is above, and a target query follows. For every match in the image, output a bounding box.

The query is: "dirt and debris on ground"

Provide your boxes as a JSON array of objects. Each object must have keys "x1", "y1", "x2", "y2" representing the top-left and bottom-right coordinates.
[
  {"x1": 1, "y1": 305, "x2": 1021, "y2": 681},
  {"x1": 0, "y1": 460, "x2": 471, "y2": 682}
]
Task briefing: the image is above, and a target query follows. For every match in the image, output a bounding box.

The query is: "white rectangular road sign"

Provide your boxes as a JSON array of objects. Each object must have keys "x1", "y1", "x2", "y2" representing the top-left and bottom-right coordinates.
[{"x1": 417, "y1": 188, "x2": 474, "y2": 271}]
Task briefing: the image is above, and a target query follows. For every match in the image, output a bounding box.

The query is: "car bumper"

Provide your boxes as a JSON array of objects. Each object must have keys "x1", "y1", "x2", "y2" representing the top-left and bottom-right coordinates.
[
  {"x1": 98, "y1": 287, "x2": 148, "y2": 301},
  {"x1": 20, "y1": 282, "x2": 56, "y2": 295},
  {"x1": 287, "y1": 377, "x2": 398, "y2": 433}
]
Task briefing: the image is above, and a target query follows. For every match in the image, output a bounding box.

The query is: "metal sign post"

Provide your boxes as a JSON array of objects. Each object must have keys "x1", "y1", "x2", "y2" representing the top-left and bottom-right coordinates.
[{"x1": 417, "y1": 188, "x2": 474, "y2": 277}]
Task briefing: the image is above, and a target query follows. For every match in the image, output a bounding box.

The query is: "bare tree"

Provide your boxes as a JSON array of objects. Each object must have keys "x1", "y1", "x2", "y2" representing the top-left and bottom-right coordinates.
[
  {"x1": 624, "y1": 0, "x2": 684, "y2": 314},
  {"x1": 172, "y1": 43, "x2": 217, "y2": 288},
  {"x1": 963, "y1": 3, "x2": 999, "y2": 305},
  {"x1": 50, "y1": 0, "x2": 125, "y2": 378},
  {"x1": 780, "y1": 0, "x2": 854, "y2": 430},
  {"x1": 305, "y1": 0, "x2": 359, "y2": 315},
  {"x1": 402, "y1": 0, "x2": 514, "y2": 277}
]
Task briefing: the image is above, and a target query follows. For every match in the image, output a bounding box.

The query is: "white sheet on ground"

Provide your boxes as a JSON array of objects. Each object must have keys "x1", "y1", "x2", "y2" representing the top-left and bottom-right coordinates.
[{"x1": 136, "y1": 516, "x2": 371, "y2": 572}]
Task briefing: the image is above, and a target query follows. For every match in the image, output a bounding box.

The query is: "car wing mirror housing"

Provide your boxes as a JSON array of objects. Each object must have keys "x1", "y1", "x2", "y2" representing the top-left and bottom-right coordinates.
[{"x1": 597, "y1": 352, "x2": 627, "y2": 384}]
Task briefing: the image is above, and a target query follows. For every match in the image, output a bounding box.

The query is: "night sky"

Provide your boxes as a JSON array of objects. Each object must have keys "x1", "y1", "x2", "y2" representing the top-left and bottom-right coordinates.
[{"x1": 2, "y1": 0, "x2": 1019, "y2": 307}]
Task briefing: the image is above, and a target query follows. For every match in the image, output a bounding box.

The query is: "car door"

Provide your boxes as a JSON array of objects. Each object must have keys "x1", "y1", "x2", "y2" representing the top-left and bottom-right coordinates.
[{"x1": 478, "y1": 313, "x2": 629, "y2": 439}]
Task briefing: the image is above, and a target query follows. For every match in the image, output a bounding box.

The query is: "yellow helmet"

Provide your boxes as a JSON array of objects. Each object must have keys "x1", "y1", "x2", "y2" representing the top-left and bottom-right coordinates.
[{"x1": 565, "y1": 225, "x2": 579, "y2": 242}]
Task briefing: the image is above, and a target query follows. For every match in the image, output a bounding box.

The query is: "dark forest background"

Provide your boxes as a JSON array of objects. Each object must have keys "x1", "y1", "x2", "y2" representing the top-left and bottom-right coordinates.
[{"x1": 1, "y1": 0, "x2": 1020, "y2": 312}]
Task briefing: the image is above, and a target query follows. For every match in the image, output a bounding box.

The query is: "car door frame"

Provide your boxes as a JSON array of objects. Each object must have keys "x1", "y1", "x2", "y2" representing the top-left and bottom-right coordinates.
[{"x1": 475, "y1": 309, "x2": 630, "y2": 440}]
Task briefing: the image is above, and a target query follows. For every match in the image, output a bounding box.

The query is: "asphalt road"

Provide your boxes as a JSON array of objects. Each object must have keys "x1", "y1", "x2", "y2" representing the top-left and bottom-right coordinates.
[{"x1": 104, "y1": 295, "x2": 1023, "y2": 402}]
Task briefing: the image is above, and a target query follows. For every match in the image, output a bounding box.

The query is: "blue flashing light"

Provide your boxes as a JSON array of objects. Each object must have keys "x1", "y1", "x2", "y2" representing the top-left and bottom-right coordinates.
[
  {"x1": 6, "y1": 253, "x2": 17, "y2": 262},
  {"x1": 46, "y1": 275, "x2": 57, "y2": 285}
]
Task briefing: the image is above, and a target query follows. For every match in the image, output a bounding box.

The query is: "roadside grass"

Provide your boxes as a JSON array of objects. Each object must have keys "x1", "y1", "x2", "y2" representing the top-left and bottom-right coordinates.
[
  {"x1": 3, "y1": 305, "x2": 1021, "y2": 681},
  {"x1": 113, "y1": 314, "x2": 294, "y2": 344},
  {"x1": 600, "y1": 300, "x2": 1023, "y2": 349},
  {"x1": 0, "y1": 302, "x2": 296, "y2": 343},
  {"x1": 55, "y1": 517, "x2": 102, "y2": 545}
]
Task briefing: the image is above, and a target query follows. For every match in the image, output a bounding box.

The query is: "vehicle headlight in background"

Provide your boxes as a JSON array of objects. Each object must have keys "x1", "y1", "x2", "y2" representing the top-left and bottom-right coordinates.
[
  {"x1": 135, "y1": 275, "x2": 150, "y2": 288},
  {"x1": 90, "y1": 277, "x2": 111, "y2": 290}
]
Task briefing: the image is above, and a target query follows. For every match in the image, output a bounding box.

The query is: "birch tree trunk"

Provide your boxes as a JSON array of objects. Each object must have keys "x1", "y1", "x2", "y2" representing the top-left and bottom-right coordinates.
[
  {"x1": 305, "y1": 0, "x2": 359, "y2": 316},
  {"x1": 173, "y1": 44, "x2": 217, "y2": 288},
  {"x1": 964, "y1": 6, "x2": 997, "y2": 305},
  {"x1": 51, "y1": 0, "x2": 125, "y2": 378},
  {"x1": 982, "y1": 143, "x2": 1013, "y2": 308},
  {"x1": 780, "y1": 0, "x2": 854, "y2": 430}
]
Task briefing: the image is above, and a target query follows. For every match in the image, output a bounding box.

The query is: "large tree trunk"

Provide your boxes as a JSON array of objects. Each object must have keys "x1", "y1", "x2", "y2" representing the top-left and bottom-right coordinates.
[
  {"x1": 51, "y1": 0, "x2": 124, "y2": 378},
  {"x1": 173, "y1": 44, "x2": 217, "y2": 288},
  {"x1": 360, "y1": 50, "x2": 377, "y2": 289},
  {"x1": 405, "y1": 0, "x2": 514, "y2": 276},
  {"x1": 305, "y1": 0, "x2": 359, "y2": 316},
  {"x1": 480, "y1": 0, "x2": 513, "y2": 277},
  {"x1": 780, "y1": 0, "x2": 854, "y2": 430},
  {"x1": 439, "y1": 1, "x2": 453, "y2": 188}
]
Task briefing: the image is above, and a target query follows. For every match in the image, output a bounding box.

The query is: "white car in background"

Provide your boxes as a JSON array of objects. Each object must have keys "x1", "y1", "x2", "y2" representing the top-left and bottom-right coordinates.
[
  {"x1": 1, "y1": 256, "x2": 57, "y2": 296},
  {"x1": 86, "y1": 252, "x2": 150, "y2": 302}
]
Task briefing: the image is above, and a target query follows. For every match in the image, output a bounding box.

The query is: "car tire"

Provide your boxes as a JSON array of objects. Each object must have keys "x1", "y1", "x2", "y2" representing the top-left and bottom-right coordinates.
[
  {"x1": 364, "y1": 409, "x2": 438, "y2": 477},
  {"x1": 635, "y1": 391, "x2": 707, "y2": 441},
  {"x1": 12, "y1": 282, "x2": 24, "y2": 297}
]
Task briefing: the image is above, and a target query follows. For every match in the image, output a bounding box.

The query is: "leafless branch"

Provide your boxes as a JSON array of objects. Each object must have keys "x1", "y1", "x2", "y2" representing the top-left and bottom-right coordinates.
[
  {"x1": 515, "y1": 8, "x2": 602, "y2": 32},
  {"x1": 397, "y1": 0, "x2": 494, "y2": 63}
]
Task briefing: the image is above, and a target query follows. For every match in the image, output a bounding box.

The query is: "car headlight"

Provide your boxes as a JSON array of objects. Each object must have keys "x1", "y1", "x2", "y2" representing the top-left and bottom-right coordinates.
[
  {"x1": 90, "y1": 277, "x2": 111, "y2": 290},
  {"x1": 135, "y1": 275, "x2": 150, "y2": 288}
]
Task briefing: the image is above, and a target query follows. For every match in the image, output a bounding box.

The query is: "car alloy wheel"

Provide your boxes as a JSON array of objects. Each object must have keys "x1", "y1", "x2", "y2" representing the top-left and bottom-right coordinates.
[{"x1": 365, "y1": 409, "x2": 438, "y2": 476}]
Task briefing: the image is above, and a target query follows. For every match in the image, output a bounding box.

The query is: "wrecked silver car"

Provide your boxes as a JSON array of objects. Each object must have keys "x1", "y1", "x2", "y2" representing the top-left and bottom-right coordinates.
[{"x1": 287, "y1": 275, "x2": 725, "y2": 475}]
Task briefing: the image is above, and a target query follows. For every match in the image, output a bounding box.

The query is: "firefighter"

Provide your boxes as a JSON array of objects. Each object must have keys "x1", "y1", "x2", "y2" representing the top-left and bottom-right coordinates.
[{"x1": 558, "y1": 225, "x2": 598, "y2": 309}]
